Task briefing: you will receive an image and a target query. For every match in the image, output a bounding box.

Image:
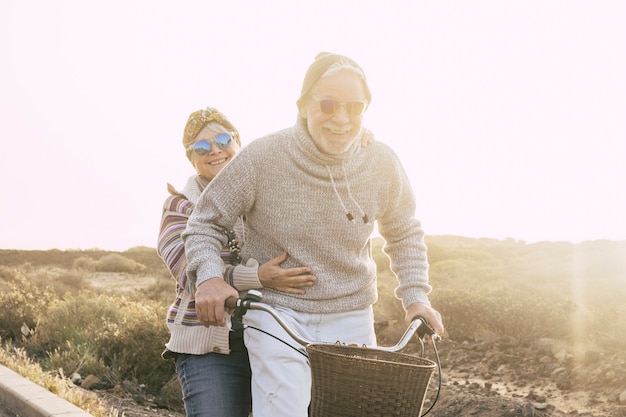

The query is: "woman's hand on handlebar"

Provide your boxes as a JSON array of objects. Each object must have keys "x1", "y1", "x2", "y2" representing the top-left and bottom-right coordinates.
[
  {"x1": 195, "y1": 277, "x2": 239, "y2": 327},
  {"x1": 405, "y1": 302, "x2": 445, "y2": 337},
  {"x1": 259, "y1": 252, "x2": 316, "y2": 294}
]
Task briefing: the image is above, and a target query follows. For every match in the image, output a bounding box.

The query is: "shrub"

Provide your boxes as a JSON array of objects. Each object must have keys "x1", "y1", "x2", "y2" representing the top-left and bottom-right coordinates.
[
  {"x1": 73, "y1": 256, "x2": 97, "y2": 272},
  {"x1": 431, "y1": 287, "x2": 572, "y2": 345},
  {"x1": 48, "y1": 270, "x2": 93, "y2": 297},
  {"x1": 96, "y1": 300, "x2": 172, "y2": 390},
  {"x1": 585, "y1": 302, "x2": 626, "y2": 352},
  {"x1": 45, "y1": 340, "x2": 109, "y2": 379},
  {"x1": 0, "y1": 265, "x2": 16, "y2": 282},
  {"x1": 95, "y1": 254, "x2": 146, "y2": 273},
  {"x1": 30, "y1": 292, "x2": 171, "y2": 391},
  {"x1": 30, "y1": 293, "x2": 121, "y2": 350},
  {"x1": 142, "y1": 273, "x2": 175, "y2": 304},
  {"x1": 123, "y1": 246, "x2": 165, "y2": 273},
  {"x1": 0, "y1": 269, "x2": 54, "y2": 342},
  {"x1": 429, "y1": 288, "x2": 487, "y2": 342}
]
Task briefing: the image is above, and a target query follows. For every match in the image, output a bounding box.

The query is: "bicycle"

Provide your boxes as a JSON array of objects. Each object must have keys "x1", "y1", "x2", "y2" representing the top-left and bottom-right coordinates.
[{"x1": 227, "y1": 290, "x2": 443, "y2": 417}]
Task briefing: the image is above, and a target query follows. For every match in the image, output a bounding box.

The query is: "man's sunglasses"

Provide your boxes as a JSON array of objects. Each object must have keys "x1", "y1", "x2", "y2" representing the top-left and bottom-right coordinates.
[
  {"x1": 188, "y1": 132, "x2": 236, "y2": 155},
  {"x1": 312, "y1": 97, "x2": 368, "y2": 117}
]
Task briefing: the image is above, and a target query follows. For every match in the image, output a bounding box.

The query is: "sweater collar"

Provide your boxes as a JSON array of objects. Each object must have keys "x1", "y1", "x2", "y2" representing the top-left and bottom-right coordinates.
[
  {"x1": 180, "y1": 175, "x2": 209, "y2": 204},
  {"x1": 292, "y1": 117, "x2": 369, "y2": 224},
  {"x1": 293, "y1": 117, "x2": 361, "y2": 166}
]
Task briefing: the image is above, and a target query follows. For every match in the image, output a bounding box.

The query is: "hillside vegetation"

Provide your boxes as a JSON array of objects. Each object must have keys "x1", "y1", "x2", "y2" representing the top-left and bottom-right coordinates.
[{"x1": 0, "y1": 236, "x2": 625, "y2": 416}]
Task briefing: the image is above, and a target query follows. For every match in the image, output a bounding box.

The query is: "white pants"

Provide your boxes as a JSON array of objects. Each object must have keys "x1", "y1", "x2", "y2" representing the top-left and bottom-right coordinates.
[{"x1": 243, "y1": 306, "x2": 376, "y2": 417}]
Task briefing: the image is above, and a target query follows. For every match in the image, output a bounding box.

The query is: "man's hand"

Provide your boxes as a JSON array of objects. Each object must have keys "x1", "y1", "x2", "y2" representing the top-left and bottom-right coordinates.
[
  {"x1": 259, "y1": 252, "x2": 316, "y2": 294},
  {"x1": 405, "y1": 302, "x2": 445, "y2": 337},
  {"x1": 195, "y1": 277, "x2": 239, "y2": 327}
]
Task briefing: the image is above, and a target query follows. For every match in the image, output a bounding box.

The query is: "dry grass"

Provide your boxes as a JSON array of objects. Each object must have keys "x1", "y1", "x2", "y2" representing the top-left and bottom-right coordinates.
[{"x1": 1, "y1": 238, "x2": 625, "y2": 415}]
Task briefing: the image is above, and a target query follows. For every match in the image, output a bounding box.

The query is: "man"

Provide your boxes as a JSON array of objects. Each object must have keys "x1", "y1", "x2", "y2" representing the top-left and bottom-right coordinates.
[{"x1": 183, "y1": 52, "x2": 444, "y2": 417}]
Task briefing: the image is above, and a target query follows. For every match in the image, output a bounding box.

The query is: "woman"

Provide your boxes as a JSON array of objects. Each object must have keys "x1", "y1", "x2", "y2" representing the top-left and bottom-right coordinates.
[{"x1": 157, "y1": 107, "x2": 316, "y2": 417}]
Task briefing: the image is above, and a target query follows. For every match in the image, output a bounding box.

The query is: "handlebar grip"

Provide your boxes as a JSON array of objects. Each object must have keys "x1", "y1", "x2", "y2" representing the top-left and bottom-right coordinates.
[
  {"x1": 414, "y1": 315, "x2": 437, "y2": 339},
  {"x1": 225, "y1": 297, "x2": 239, "y2": 309},
  {"x1": 225, "y1": 290, "x2": 263, "y2": 310}
]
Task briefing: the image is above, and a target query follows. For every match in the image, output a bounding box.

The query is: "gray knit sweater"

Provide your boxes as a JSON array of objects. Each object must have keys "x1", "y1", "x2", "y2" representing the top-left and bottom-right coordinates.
[{"x1": 183, "y1": 118, "x2": 432, "y2": 314}]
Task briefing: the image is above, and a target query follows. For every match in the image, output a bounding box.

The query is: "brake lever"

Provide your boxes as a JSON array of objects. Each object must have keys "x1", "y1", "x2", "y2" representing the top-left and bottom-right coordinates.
[
  {"x1": 229, "y1": 290, "x2": 263, "y2": 331},
  {"x1": 415, "y1": 315, "x2": 441, "y2": 341}
]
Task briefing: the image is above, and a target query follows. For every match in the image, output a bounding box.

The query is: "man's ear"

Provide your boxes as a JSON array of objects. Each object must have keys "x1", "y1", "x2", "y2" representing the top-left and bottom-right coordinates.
[{"x1": 298, "y1": 104, "x2": 307, "y2": 119}]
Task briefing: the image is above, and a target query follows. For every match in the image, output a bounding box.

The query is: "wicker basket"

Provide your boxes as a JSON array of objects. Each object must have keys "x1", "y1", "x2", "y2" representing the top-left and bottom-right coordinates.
[{"x1": 307, "y1": 344, "x2": 436, "y2": 417}]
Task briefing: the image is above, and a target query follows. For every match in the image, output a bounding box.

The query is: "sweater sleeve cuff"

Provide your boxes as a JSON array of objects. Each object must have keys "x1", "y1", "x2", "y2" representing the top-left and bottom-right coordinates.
[
  {"x1": 196, "y1": 263, "x2": 225, "y2": 287},
  {"x1": 230, "y1": 258, "x2": 262, "y2": 290},
  {"x1": 398, "y1": 287, "x2": 432, "y2": 310}
]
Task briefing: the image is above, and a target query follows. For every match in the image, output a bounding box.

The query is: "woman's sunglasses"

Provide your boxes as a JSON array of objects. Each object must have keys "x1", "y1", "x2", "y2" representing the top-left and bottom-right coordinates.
[
  {"x1": 188, "y1": 132, "x2": 236, "y2": 155},
  {"x1": 312, "y1": 97, "x2": 368, "y2": 116}
]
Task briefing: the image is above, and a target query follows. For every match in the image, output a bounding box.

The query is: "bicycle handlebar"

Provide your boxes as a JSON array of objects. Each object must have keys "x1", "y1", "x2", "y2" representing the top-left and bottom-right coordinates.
[
  {"x1": 227, "y1": 291, "x2": 443, "y2": 416},
  {"x1": 226, "y1": 292, "x2": 440, "y2": 351}
]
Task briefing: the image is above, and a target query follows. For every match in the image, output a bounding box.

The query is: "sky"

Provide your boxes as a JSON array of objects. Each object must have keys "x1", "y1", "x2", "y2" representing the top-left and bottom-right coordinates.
[{"x1": 1, "y1": 1, "x2": 625, "y2": 251}]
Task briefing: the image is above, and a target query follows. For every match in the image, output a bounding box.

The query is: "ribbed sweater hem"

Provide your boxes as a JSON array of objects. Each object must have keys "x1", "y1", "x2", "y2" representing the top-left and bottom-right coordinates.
[
  {"x1": 259, "y1": 287, "x2": 379, "y2": 314},
  {"x1": 165, "y1": 323, "x2": 231, "y2": 355}
]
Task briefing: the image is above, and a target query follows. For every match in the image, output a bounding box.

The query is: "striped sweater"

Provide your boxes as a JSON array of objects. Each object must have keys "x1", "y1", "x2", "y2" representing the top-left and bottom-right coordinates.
[{"x1": 157, "y1": 175, "x2": 261, "y2": 355}]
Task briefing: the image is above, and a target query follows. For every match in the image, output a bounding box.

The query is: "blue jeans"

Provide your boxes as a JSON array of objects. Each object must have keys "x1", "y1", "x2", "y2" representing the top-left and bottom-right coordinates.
[{"x1": 175, "y1": 350, "x2": 252, "y2": 417}]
